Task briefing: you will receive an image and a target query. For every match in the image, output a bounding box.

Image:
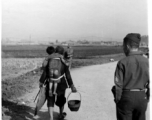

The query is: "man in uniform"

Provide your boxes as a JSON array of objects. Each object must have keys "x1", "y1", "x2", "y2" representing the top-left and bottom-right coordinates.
[{"x1": 113, "y1": 33, "x2": 149, "y2": 120}]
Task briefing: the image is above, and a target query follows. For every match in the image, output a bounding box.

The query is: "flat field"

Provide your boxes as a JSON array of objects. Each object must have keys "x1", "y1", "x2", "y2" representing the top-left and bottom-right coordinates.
[
  {"x1": 2, "y1": 45, "x2": 148, "y2": 89},
  {"x1": 2, "y1": 45, "x2": 124, "y2": 99},
  {"x1": 2, "y1": 45, "x2": 123, "y2": 58},
  {"x1": 2, "y1": 45, "x2": 148, "y2": 82}
]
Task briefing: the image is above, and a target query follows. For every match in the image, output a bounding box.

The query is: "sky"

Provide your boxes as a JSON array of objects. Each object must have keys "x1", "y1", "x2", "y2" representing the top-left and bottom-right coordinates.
[{"x1": 2, "y1": 0, "x2": 149, "y2": 42}]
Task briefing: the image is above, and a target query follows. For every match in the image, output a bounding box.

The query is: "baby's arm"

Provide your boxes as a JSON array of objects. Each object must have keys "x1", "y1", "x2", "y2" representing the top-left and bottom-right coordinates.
[{"x1": 59, "y1": 55, "x2": 70, "y2": 66}]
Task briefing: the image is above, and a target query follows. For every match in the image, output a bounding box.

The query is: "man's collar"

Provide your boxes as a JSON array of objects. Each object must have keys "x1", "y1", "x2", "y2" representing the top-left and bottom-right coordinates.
[{"x1": 128, "y1": 51, "x2": 143, "y2": 56}]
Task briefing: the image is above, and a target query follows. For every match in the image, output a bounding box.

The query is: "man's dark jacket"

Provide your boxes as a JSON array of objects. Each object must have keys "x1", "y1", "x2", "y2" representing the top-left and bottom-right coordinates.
[{"x1": 114, "y1": 51, "x2": 149, "y2": 102}]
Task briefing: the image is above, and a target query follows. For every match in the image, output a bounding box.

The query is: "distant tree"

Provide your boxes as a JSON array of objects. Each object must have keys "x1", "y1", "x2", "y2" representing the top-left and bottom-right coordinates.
[{"x1": 77, "y1": 40, "x2": 89, "y2": 44}]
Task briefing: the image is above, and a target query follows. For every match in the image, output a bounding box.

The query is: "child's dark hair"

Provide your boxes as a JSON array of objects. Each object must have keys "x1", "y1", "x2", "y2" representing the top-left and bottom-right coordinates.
[
  {"x1": 46, "y1": 46, "x2": 55, "y2": 55},
  {"x1": 55, "y1": 46, "x2": 64, "y2": 55}
]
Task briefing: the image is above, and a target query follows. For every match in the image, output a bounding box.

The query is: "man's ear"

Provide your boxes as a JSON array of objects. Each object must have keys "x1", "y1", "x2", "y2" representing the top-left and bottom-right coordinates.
[{"x1": 127, "y1": 44, "x2": 130, "y2": 50}]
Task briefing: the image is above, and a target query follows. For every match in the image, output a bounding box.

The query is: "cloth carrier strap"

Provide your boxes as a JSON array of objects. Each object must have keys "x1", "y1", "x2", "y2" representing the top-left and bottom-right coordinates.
[
  {"x1": 50, "y1": 74, "x2": 65, "y2": 81},
  {"x1": 53, "y1": 58, "x2": 60, "y2": 60},
  {"x1": 48, "y1": 57, "x2": 64, "y2": 82}
]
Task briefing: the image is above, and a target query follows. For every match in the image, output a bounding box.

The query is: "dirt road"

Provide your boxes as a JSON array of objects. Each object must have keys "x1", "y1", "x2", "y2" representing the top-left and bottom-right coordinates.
[{"x1": 13, "y1": 62, "x2": 150, "y2": 120}]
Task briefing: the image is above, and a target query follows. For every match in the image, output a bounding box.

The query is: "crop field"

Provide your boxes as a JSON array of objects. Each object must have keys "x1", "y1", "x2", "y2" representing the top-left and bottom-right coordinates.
[
  {"x1": 2, "y1": 45, "x2": 123, "y2": 58},
  {"x1": 2, "y1": 45, "x2": 124, "y2": 95},
  {"x1": 2, "y1": 45, "x2": 148, "y2": 80},
  {"x1": 2, "y1": 45, "x2": 124, "y2": 80},
  {"x1": 2, "y1": 45, "x2": 148, "y2": 99}
]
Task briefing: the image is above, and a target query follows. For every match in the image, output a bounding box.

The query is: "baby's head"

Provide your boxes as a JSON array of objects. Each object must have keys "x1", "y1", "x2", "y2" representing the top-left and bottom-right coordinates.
[
  {"x1": 55, "y1": 46, "x2": 65, "y2": 55},
  {"x1": 46, "y1": 46, "x2": 55, "y2": 55}
]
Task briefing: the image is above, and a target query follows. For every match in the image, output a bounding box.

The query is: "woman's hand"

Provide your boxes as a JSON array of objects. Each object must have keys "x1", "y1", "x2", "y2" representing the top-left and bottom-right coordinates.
[{"x1": 71, "y1": 85, "x2": 77, "y2": 93}]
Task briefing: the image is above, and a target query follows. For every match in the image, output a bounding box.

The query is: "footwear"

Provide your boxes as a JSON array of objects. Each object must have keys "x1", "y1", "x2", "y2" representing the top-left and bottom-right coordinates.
[{"x1": 59, "y1": 112, "x2": 67, "y2": 120}]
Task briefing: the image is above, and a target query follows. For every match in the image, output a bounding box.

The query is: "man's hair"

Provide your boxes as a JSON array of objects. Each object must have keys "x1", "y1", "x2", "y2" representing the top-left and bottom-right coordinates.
[
  {"x1": 123, "y1": 33, "x2": 141, "y2": 48},
  {"x1": 55, "y1": 46, "x2": 64, "y2": 55},
  {"x1": 46, "y1": 46, "x2": 55, "y2": 55}
]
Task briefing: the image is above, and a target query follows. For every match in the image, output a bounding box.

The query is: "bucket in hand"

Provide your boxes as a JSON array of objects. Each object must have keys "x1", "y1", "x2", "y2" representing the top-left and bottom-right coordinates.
[{"x1": 67, "y1": 92, "x2": 81, "y2": 112}]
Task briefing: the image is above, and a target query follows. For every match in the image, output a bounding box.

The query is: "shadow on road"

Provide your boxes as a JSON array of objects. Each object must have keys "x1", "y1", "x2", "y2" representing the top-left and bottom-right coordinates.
[{"x1": 2, "y1": 100, "x2": 62, "y2": 120}]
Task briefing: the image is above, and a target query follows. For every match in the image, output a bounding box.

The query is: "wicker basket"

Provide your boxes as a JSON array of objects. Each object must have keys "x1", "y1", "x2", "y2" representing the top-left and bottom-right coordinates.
[{"x1": 67, "y1": 92, "x2": 81, "y2": 111}]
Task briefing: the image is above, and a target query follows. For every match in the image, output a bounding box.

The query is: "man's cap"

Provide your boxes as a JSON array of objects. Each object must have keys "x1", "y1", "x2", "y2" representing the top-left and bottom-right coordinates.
[{"x1": 124, "y1": 33, "x2": 141, "y2": 45}]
